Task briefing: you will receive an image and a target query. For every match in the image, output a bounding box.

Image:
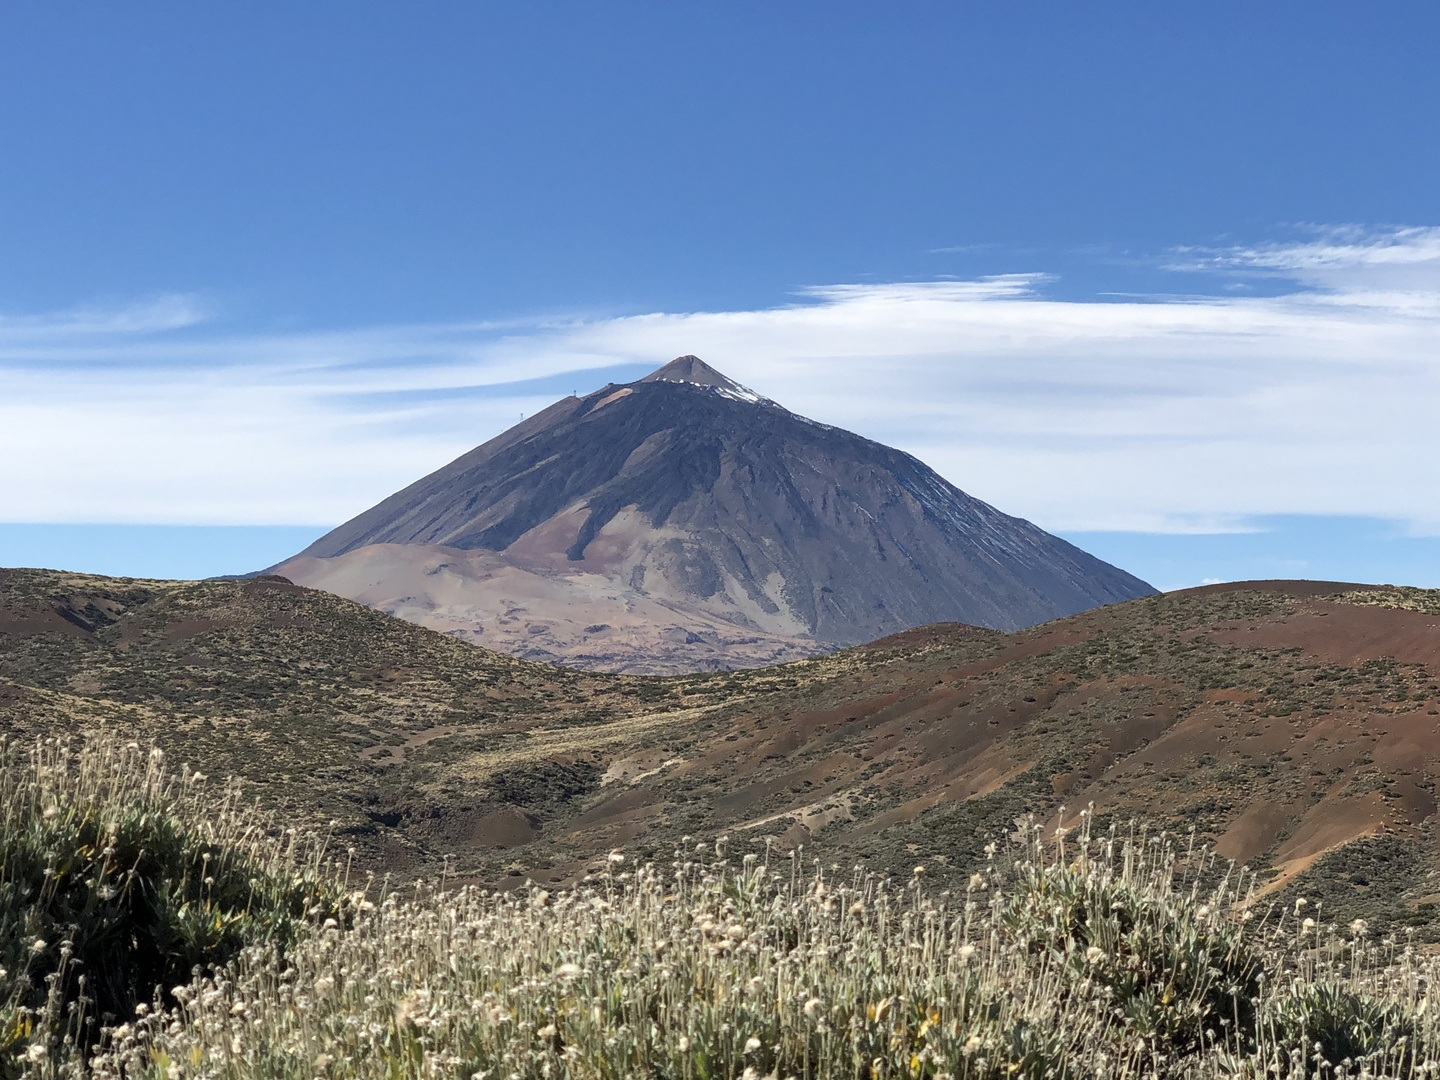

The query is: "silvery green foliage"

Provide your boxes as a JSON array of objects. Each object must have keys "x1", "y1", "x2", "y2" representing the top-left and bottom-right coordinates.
[{"x1": 86, "y1": 812, "x2": 1440, "y2": 1079}]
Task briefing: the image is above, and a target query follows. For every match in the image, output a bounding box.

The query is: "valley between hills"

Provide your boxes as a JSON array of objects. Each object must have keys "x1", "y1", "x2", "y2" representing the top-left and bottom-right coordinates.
[{"x1": 1, "y1": 566, "x2": 1436, "y2": 940}]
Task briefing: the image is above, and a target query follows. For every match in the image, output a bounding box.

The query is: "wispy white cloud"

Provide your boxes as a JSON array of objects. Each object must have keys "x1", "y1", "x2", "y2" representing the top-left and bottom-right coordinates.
[
  {"x1": 1, "y1": 227, "x2": 1437, "y2": 533},
  {"x1": 1167, "y1": 224, "x2": 1440, "y2": 303},
  {"x1": 927, "y1": 242, "x2": 1003, "y2": 254},
  {"x1": 0, "y1": 295, "x2": 210, "y2": 349}
]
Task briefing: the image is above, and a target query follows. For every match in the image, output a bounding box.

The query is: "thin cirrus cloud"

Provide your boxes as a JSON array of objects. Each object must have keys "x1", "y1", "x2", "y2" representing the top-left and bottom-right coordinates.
[{"x1": 0, "y1": 226, "x2": 1436, "y2": 535}]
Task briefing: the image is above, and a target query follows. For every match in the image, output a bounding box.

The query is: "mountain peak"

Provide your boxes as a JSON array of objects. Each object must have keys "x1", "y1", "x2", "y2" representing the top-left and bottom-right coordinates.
[
  {"x1": 639, "y1": 355, "x2": 769, "y2": 403},
  {"x1": 287, "y1": 351, "x2": 1155, "y2": 655}
]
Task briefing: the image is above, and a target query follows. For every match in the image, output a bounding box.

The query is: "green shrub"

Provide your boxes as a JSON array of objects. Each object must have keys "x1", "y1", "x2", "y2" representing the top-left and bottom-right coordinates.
[
  {"x1": 999, "y1": 824, "x2": 1261, "y2": 1056},
  {"x1": 0, "y1": 732, "x2": 340, "y2": 1073},
  {"x1": 1262, "y1": 982, "x2": 1421, "y2": 1073}
]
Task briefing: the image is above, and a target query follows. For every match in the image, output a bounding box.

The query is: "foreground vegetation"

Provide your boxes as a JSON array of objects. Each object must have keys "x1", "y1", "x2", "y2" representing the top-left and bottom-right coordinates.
[
  {"x1": 0, "y1": 733, "x2": 342, "y2": 1077},
  {"x1": 3, "y1": 733, "x2": 1436, "y2": 1079}
]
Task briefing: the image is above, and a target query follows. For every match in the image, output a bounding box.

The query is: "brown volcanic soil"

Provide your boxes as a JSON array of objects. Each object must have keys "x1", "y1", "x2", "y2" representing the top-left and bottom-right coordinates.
[
  {"x1": 543, "y1": 580, "x2": 1440, "y2": 934},
  {"x1": 1, "y1": 570, "x2": 1437, "y2": 936}
]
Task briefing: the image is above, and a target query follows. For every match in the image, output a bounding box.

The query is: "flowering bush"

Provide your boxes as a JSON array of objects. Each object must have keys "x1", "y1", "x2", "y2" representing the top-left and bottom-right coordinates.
[
  {"x1": 7, "y1": 735, "x2": 1438, "y2": 1079},
  {"x1": 92, "y1": 829, "x2": 1440, "y2": 1080},
  {"x1": 999, "y1": 827, "x2": 1262, "y2": 1057},
  {"x1": 0, "y1": 734, "x2": 340, "y2": 1075}
]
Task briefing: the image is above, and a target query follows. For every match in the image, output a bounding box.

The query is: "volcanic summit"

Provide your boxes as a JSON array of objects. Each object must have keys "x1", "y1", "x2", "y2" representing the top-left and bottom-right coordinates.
[{"x1": 275, "y1": 357, "x2": 1154, "y2": 671}]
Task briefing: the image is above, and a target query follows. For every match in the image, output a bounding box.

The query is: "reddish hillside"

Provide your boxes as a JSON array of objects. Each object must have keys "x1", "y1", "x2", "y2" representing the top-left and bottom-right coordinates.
[{"x1": 557, "y1": 581, "x2": 1439, "y2": 932}]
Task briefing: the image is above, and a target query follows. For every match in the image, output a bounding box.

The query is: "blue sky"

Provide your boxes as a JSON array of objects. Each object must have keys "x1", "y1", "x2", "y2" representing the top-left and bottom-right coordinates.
[{"x1": 1, "y1": 2, "x2": 1438, "y2": 589}]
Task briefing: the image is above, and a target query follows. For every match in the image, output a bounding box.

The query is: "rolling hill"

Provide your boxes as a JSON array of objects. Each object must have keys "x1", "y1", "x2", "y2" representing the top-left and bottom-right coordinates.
[{"x1": 1, "y1": 566, "x2": 1435, "y2": 936}]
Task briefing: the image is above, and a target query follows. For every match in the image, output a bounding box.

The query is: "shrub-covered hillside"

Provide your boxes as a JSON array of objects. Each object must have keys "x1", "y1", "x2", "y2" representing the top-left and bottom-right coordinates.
[{"x1": 2, "y1": 571, "x2": 1438, "y2": 938}]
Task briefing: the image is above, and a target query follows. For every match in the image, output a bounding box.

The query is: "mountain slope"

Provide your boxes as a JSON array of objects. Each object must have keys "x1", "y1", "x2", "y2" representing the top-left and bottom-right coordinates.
[
  {"x1": 281, "y1": 357, "x2": 1153, "y2": 668},
  {"x1": 274, "y1": 542, "x2": 823, "y2": 673},
  {"x1": 2, "y1": 569, "x2": 1437, "y2": 935}
]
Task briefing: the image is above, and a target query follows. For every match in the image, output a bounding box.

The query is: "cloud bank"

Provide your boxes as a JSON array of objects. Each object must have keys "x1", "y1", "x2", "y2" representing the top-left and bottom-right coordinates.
[{"x1": 2, "y1": 227, "x2": 1437, "y2": 535}]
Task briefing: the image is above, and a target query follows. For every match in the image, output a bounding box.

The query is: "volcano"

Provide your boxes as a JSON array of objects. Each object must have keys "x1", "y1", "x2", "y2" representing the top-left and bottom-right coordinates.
[{"x1": 274, "y1": 357, "x2": 1154, "y2": 671}]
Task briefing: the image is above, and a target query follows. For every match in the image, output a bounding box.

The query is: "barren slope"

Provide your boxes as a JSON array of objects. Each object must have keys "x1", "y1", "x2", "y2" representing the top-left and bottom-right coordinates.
[{"x1": 275, "y1": 543, "x2": 824, "y2": 674}]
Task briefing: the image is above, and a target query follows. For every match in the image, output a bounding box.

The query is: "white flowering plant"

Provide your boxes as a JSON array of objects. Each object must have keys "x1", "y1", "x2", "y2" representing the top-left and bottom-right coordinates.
[{"x1": 5, "y1": 735, "x2": 1439, "y2": 1080}]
